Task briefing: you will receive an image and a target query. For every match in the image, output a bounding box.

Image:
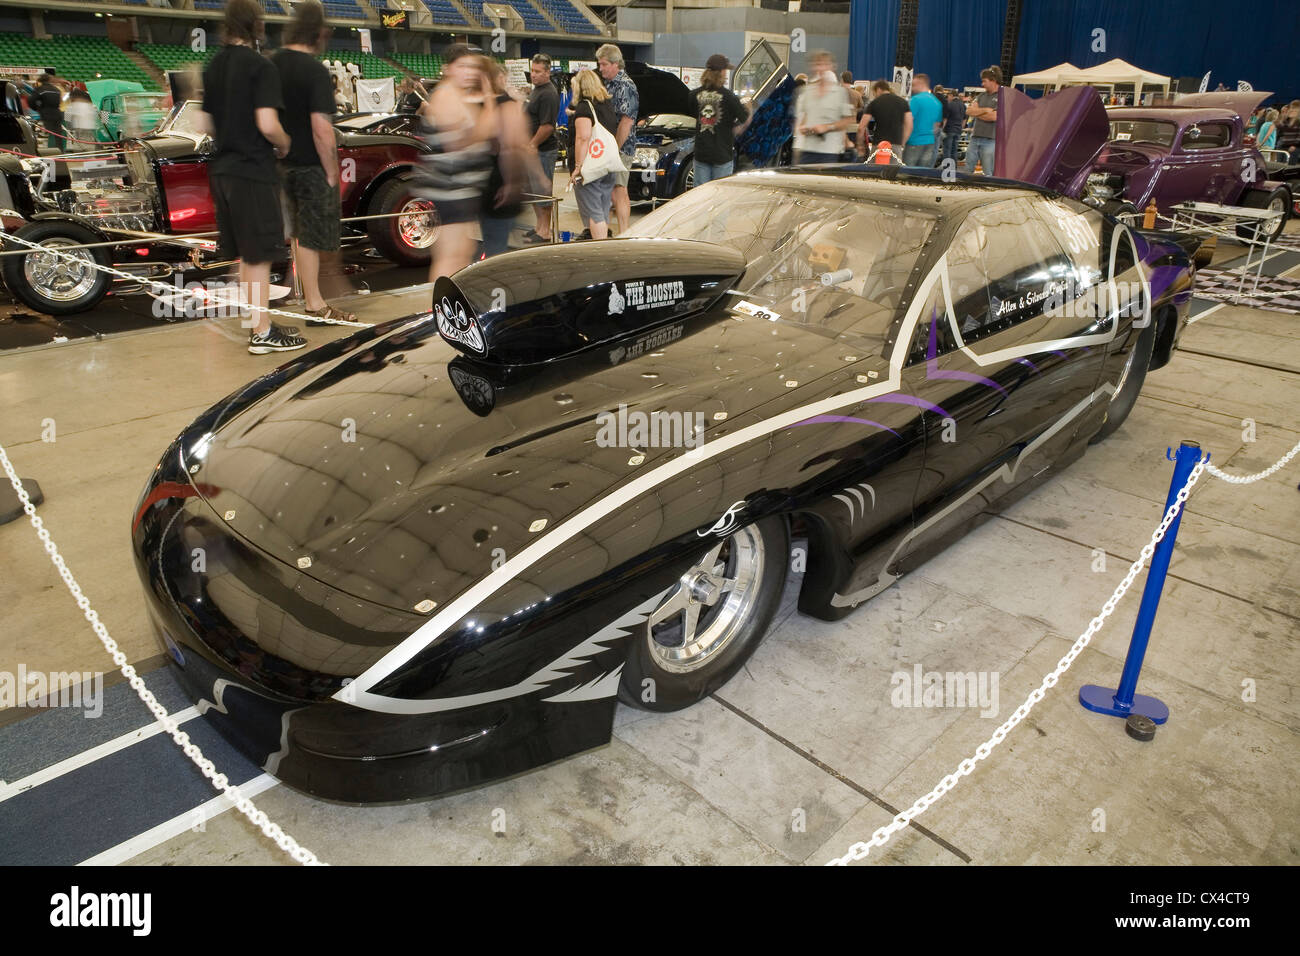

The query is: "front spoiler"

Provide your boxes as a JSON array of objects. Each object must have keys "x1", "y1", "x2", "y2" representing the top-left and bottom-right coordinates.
[{"x1": 132, "y1": 470, "x2": 621, "y2": 803}]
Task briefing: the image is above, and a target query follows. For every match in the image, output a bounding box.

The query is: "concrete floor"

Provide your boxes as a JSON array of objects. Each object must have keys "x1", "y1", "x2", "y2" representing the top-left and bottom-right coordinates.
[{"x1": 0, "y1": 222, "x2": 1297, "y2": 866}]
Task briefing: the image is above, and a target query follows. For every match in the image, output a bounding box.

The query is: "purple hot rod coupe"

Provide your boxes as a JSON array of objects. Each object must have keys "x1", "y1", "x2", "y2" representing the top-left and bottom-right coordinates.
[
  {"x1": 997, "y1": 87, "x2": 1292, "y2": 241},
  {"x1": 1092, "y1": 92, "x2": 1291, "y2": 239}
]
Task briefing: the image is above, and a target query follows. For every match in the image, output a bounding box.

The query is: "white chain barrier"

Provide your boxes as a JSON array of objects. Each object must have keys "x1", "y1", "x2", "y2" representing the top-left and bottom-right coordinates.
[
  {"x1": 0, "y1": 440, "x2": 326, "y2": 866},
  {"x1": 0, "y1": 227, "x2": 371, "y2": 329},
  {"x1": 828, "y1": 436, "x2": 1300, "y2": 865},
  {"x1": 1206, "y1": 436, "x2": 1300, "y2": 484}
]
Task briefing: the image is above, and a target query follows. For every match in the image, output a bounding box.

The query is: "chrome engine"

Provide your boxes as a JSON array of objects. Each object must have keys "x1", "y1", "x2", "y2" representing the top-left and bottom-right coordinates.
[
  {"x1": 21, "y1": 152, "x2": 160, "y2": 233},
  {"x1": 53, "y1": 181, "x2": 158, "y2": 233}
]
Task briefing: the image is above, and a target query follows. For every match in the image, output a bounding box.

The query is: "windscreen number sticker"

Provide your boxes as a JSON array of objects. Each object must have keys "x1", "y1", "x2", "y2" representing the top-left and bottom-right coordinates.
[{"x1": 734, "y1": 300, "x2": 781, "y2": 322}]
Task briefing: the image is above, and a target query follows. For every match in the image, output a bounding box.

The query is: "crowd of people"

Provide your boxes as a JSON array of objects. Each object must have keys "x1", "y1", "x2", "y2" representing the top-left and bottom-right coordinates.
[
  {"x1": 1248, "y1": 101, "x2": 1300, "y2": 163},
  {"x1": 90, "y1": 0, "x2": 1298, "y2": 357},
  {"x1": 788, "y1": 53, "x2": 1002, "y2": 175},
  {"x1": 415, "y1": 40, "x2": 650, "y2": 273}
]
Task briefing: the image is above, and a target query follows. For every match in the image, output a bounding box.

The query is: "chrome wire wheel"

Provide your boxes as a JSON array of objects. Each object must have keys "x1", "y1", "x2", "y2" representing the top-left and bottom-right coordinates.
[
  {"x1": 1266, "y1": 194, "x2": 1286, "y2": 236},
  {"x1": 24, "y1": 238, "x2": 99, "y2": 303},
  {"x1": 398, "y1": 198, "x2": 438, "y2": 249},
  {"x1": 647, "y1": 524, "x2": 766, "y2": 674}
]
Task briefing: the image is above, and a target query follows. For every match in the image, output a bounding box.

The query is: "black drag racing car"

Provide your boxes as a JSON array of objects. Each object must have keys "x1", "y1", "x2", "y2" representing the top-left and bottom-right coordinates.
[{"x1": 133, "y1": 165, "x2": 1197, "y2": 802}]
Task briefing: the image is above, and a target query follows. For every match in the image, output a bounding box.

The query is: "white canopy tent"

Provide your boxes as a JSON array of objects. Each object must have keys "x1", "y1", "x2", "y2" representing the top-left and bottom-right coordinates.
[
  {"x1": 1057, "y1": 58, "x2": 1171, "y2": 98},
  {"x1": 1013, "y1": 58, "x2": 1171, "y2": 99},
  {"x1": 1012, "y1": 62, "x2": 1079, "y2": 88}
]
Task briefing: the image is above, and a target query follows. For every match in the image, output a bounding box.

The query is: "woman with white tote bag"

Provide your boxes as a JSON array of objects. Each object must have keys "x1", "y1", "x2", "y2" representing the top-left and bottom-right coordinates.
[{"x1": 566, "y1": 69, "x2": 622, "y2": 239}]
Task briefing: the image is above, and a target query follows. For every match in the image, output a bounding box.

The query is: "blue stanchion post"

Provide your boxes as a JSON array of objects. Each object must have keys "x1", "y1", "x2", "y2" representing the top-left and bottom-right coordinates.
[{"x1": 1079, "y1": 440, "x2": 1204, "y2": 727}]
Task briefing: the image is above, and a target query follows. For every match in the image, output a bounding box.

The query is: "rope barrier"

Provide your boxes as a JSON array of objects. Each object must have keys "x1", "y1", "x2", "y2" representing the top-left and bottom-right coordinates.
[
  {"x1": 827, "y1": 435, "x2": 1300, "y2": 865},
  {"x1": 0, "y1": 147, "x2": 130, "y2": 163},
  {"x1": 28, "y1": 122, "x2": 131, "y2": 149},
  {"x1": 0, "y1": 227, "x2": 371, "y2": 328},
  {"x1": 0, "y1": 438, "x2": 326, "y2": 866}
]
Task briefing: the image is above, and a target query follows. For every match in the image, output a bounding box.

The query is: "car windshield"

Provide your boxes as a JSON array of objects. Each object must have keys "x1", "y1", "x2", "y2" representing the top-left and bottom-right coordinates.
[
  {"x1": 625, "y1": 177, "x2": 937, "y2": 345},
  {"x1": 165, "y1": 101, "x2": 207, "y2": 137},
  {"x1": 641, "y1": 113, "x2": 696, "y2": 131},
  {"x1": 1109, "y1": 120, "x2": 1176, "y2": 147},
  {"x1": 122, "y1": 93, "x2": 170, "y2": 109}
]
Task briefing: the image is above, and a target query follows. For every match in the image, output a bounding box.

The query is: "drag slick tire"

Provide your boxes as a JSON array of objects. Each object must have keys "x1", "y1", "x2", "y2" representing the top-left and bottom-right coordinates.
[
  {"x1": 1091, "y1": 317, "x2": 1155, "y2": 444},
  {"x1": 1235, "y1": 187, "x2": 1290, "y2": 242},
  {"x1": 619, "y1": 515, "x2": 789, "y2": 711},
  {"x1": 2, "y1": 219, "x2": 112, "y2": 316},
  {"x1": 366, "y1": 175, "x2": 439, "y2": 267}
]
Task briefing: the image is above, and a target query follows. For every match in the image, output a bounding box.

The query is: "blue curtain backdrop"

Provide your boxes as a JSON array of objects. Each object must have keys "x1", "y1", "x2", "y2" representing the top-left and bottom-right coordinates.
[{"x1": 848, "y1": 0, "x2": 1299, "y2": 101}]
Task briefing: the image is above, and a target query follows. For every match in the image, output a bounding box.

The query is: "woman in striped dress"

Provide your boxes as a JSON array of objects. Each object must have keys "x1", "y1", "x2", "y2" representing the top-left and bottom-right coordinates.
[{"x1": 418, "y1": 45, "x2": 498, "y2": 281}]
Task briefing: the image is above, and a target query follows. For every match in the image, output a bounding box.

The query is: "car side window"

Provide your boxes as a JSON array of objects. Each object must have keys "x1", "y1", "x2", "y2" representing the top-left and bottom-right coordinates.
[
  {"x1": 905, "y1": 284, "x2": 959, "y2": 365},
  {"x1": 1036, "y1": 198, "x2": 1106, "y2": 303},
  {"x1": 1179, "y1": 123, "x2": 1232, "y2": 151},
  {"x1": 947, "y1": 200, "x2": 1075, "y2": 345}
]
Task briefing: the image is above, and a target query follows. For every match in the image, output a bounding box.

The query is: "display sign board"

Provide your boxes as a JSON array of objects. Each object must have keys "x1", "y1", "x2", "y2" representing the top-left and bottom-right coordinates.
[
  {"x1": 359, "y1": 29, "x2": 373, "y2": 54},
  {"x1": 381, "y1": 9, "x2": 409, "y2": 29},
  {"x1": 892, "y1": 65, "x2": 913, "y2": 97},
  {"x1": 356, "y1": 77, "x2": 394, "y2": 113},
  {"x1": 568, "y1": 59, "x2": 597, "y2": 73},
  {"x1": 680, "y1": 67, "x2": 704, "y2": 89},
  {"x1": 505, "y1": 58, "x2": 530, "y2": 89},
  {"x1": 649, "y1": 64, "x2": 681, "y2": 78},
  {"x1": 0, "y1": 64, "x2": 50, "y2": 78}
]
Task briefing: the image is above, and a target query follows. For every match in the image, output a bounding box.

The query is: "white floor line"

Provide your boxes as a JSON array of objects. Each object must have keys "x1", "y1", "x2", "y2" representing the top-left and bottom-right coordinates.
[
  {"x1": 78, "y1": 773, "x2": 278, "y2": 867},
  {"x1": 1188, "y1": 252, "x2": 1300, "y2": 324},
  {"x1": 0, "y1": 706, "x2": 201, "y2": 803}
]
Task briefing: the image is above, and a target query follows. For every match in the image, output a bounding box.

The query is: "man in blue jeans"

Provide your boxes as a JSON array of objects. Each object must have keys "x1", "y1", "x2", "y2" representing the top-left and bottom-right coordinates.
[
  {"x1": 941, "y1": 87, "x2": 966, "y2": 164},
  {"x1": 523, "y1": 53, "x2": 559, "y2": 242},
  {"x1": 901, "y1": 73, "x2": 942, "y2": 167},
  {"x1": 690, "y1": 53, "x2": 751, "y2": 185},
  {"x1": 964, "y1": 67, "x2": 1002, "y2": 175}
]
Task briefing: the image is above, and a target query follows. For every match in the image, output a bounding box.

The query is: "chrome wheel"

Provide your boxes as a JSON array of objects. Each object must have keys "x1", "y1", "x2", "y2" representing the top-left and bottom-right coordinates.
[
  {"x1": 398, "y1": 198, "x2": 438, "y2": 249},
  {"x1": 684, "y1": 161, "x2": 695, "y2": 190},
  {"x1": 23, "y1": 239, "x2": 99, "y2": 302},
  {"x1": 1267, "y1": 194, "x2": 1286, "y2": 237},
  {"x1": 647, "y1": 524, "x2": 766, "y2": 673}
]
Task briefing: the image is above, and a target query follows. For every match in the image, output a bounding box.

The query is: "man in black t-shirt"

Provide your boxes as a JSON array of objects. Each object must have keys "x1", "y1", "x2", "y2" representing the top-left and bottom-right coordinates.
[
  {"x1": 396, "y1": 78, "x2": 424, "y2": 113},
  {"x1": 690, "y1": 54, "x2": 751, "y2": 185},
  {"x1": 858, "y1": 79, "x2": 911, "y2": 161},
  {"x1": 31, "y1": 71, "x2": 63, "y2": 150},
  {"x1": 272, "y1": 0, "x2": 351, "y2": 326},
  {"x1": 523, "y1": 54, "x2": 559, "y2": 242},
  {"x1": 200, "y1": 0, "x2": 298, "y2": 354}
]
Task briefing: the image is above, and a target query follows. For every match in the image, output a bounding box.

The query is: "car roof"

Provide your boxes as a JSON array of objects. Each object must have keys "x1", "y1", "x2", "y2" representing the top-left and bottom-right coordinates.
[
  {"x1": 727, "y1": 165, "x2": 1058, "y2": 216},
  {"x1": 1107, "y1": 107, "x2": 1240, "y2": 127}
]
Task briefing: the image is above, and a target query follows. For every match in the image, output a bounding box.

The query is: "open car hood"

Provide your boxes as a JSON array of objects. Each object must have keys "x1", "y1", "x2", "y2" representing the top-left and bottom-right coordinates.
[
  {"x1": 995, "y1": 85, "x2": 1110, "y2": 198},
  {"x1": 627, "y1": 61, "x2": 693, "y2": 117},
  {"x1": 1174, "y1": 90, "x2": 1272, "y2": 118}
]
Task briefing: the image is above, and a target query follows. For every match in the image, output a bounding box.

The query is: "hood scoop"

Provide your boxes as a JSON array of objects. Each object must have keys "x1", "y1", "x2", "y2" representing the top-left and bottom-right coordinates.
[{"x1": 433, "y1": 238, "x2": 747, "y2": 366}]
